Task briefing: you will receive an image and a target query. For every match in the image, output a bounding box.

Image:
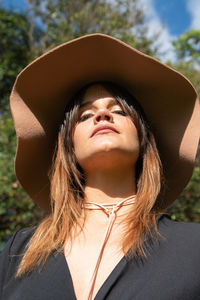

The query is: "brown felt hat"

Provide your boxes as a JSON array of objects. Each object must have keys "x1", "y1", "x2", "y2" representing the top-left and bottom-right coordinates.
[{"x1": 10, "y1": 33, "x2": 200, "y2": 211}]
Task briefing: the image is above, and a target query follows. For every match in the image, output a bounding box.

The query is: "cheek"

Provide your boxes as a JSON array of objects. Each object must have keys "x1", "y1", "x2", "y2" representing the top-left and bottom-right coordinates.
[
  {"x1": 125, "y1": 121, "x2": 140, "y2": 150},
  {"x1": 125, "y1": 119, "x2": 138, "y2": 139},
  {"x1": 73, "y1": 124, "x2": 88, "y2": 157},
  {"x1": 73, "y1": 126, "x2": 81, "y2": 151}
]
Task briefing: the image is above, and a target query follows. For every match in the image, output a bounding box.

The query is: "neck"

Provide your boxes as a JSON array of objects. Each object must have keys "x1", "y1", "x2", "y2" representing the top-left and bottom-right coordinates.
[{"x1": 84, "y1": 166, "x2": 136, "y2": 204}]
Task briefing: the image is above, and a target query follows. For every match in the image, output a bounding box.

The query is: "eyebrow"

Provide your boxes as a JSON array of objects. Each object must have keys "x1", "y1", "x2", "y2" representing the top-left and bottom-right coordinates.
[{"x1": 79, "y1": 98, "x2": 118, "y2": 109}]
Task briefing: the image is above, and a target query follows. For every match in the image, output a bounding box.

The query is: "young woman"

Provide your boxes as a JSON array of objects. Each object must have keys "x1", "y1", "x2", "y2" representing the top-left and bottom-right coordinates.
[{"x1": 0, "y1": 34, "x2": 200, "y2": 300}]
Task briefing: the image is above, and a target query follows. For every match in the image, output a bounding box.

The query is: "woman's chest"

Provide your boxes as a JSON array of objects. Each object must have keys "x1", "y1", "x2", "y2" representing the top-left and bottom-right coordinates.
[
  {"x1": 3, "y1": 218, "x2": 200, "y2": 300},
  {"x1": 64, "y1": 227, "x2": 125, "y2": 300},
  {"x1": 3, "y1": 249, "x2": 200, "y2": 300}
]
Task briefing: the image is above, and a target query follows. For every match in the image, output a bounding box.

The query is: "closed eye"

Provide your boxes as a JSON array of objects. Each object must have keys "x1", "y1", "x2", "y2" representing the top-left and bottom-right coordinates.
[
  {"x1": 78, "y1": 110, "x2": 127, "y2": 122},
  {"x1": 79, "y1": 113, "x2": 93, "y2": 122},
  {"x1": 113, "y1": 110, "x2": 127, "y2": 116}
]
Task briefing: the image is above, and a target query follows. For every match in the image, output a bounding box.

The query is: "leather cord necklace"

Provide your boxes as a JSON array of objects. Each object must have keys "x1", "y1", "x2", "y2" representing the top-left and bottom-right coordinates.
[{"x1": 82, "y1": 195, "x2": 136, "y2": 300}]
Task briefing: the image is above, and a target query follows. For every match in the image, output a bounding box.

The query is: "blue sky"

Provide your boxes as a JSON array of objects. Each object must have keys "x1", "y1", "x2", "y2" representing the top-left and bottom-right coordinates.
[
  {"x1": 2, "y1": 0, "x2": 200, "y2": 60},
  {"x1": 154, "y1": 0, "x2": 191, "y2": 35},
  {"x1": 141, "y1": 0, "x2": 200, "y2": 60}
]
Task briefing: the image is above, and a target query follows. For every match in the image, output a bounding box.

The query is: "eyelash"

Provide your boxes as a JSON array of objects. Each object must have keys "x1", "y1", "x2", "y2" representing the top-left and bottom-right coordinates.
[
  {"x1": 79, "y1": 110, "x2": 127, "y2": 122},
  {"x1": 79, "y1": 114, "x2": 93, "y2": 122}
]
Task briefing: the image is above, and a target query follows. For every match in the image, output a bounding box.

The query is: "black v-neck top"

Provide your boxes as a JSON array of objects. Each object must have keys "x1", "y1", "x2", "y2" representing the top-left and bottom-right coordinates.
[{"x1": 0, "y1": 215, "x2": 200, "y2": 300}]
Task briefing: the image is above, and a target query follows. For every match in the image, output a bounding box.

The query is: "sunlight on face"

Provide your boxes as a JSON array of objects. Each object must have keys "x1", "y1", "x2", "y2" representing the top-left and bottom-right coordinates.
[{"x1": 73, "y1": 84, "x2": 139, "y2": 172}]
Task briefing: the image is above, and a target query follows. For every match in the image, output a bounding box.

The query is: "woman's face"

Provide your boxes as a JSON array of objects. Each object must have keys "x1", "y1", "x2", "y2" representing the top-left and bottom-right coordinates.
[{"x1": 73, "y1": 84, "x2": 139, "y2": 172}]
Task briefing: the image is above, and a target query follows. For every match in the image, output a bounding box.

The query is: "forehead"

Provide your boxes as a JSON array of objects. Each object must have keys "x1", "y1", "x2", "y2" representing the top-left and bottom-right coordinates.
[{"x1": 80, "y1": 84, "x2": 117, "y2": 107}]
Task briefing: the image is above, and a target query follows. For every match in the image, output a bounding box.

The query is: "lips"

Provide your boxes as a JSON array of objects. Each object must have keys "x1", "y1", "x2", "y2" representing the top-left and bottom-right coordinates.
[{"x1": 91, "y1": 124, "x2": 119, "y2": 137}]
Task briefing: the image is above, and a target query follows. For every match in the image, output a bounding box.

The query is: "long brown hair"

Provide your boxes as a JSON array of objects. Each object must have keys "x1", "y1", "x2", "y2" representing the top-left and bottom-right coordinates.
[{"x1": 16, "y1": 82, "x2": 163, "y2": 277}]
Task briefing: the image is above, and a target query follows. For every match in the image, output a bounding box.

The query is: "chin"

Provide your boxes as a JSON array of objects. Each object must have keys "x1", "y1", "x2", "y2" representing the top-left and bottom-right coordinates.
[
  {"x1": 78, "y1": 148, "x2": 138, "y2": 172},
  {"x1": 93, "y1": 140, "x2": 121, "y2": 152}
]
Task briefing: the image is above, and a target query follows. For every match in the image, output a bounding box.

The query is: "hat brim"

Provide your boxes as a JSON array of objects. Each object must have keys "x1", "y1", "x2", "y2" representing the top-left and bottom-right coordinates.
[{"x1": 10, "y1": 33, "x2": 200, "y2": 210}]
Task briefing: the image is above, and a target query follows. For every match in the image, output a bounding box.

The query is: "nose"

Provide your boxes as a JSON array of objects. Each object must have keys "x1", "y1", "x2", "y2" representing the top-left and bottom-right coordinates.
[{"x1": 94, "y1": 108, "x2": 114, "y2": 123}]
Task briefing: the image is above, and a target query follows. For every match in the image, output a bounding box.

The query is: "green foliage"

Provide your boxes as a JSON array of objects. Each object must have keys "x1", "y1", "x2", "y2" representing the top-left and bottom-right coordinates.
[
  {"x1": 167, "y1": 164, "x2": 200, "y2": 222},
  {"x1": 173, "y1": 29, "x2": 200, "y2": 65},
  {"x1": 0, "y1": 9, "x2": 30, "y2": 111},
  {"x1": 170, "y1": 30, "x2": 200, "y2": 97},
  {"x1": 26, "y1": 0, "x2": 158, "y2": 57}
]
